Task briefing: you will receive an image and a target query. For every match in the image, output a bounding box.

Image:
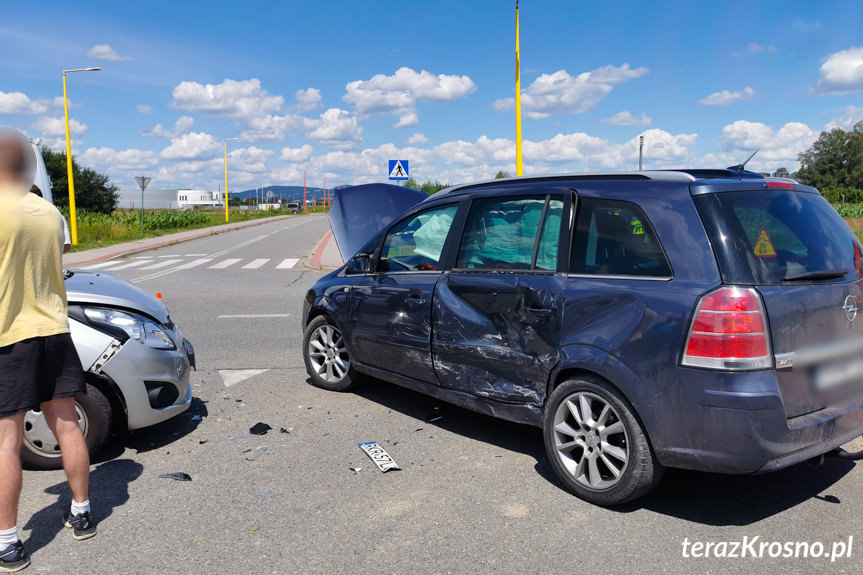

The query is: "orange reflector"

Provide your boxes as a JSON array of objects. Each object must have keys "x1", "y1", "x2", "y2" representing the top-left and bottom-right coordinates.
[{"x1": 156, "y1": 292, "x2": 162, "y2": 300}]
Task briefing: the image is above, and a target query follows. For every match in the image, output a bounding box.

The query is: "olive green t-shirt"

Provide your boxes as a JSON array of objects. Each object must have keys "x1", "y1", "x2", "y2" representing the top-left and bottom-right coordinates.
[{"x1": 0, "y1": 187, "x2": 69, "y2": 347}]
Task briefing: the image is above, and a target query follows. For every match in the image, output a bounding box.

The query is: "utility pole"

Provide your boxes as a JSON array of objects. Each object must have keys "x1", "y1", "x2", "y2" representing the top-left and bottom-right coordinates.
[{"x1": 515, "y1": 0, "x2": 523, "y2": 177}]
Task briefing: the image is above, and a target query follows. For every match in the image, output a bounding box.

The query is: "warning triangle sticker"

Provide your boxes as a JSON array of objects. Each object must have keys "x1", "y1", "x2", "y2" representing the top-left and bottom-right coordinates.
[
  {"x1": 753, "y1": 227, "x2": 777, "y2": 258},
  {"x1": 389, "y1": 160, "x2": 407, "y2": 179}
]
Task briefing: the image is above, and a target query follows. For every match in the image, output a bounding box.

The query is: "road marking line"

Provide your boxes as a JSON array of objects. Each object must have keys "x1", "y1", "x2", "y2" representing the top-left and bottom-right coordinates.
[
  {"x1": 276, "y1": 258, "x2": 299, "y2": 269},
  {"x1": 157, "y1": 255, "x2": 179, "y2": 258},
  {"x1": 219, "y1": 369, "x2": 270, "y2": 387},
  {"x1": 208, "y1": 234, "x2": 268, "y2": 259},
  {"x1": 242, "y1": 258, "x2": 270, "y2": 269},
  {"x1": 81, "y1": 261, "x2": 122, "y2": 270},
  {"x1": 185, "y1": 253, "x2": 207, "y2": 256},
  {"x1": 217, "y1": 314, "x2": 291, "y2": 319},
  {"x1": 102, "y1": 260, "x2": 151, "y2": 270},
  {"x1": 209, "y1": 258, "x2": 242, "y2": 269},
  {"x1": 176, "y1": 258, "x2": 213, "y2": 269},
  {"x1": 139, "y1": 259, "x2": 182, "y2": 270}
]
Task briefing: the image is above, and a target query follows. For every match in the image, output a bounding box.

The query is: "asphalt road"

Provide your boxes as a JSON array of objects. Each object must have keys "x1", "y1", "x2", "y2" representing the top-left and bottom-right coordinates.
[{"x1": 18, "y1": 214, "x2": 863, "y2": 575}]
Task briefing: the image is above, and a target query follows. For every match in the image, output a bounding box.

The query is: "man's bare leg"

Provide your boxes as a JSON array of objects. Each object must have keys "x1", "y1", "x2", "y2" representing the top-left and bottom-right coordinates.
[
  {"x1": 41, "y1": 398, "x2": 88, "y2": 503},
  {"x1": 0, "y1": 414, "x2": 24, "y2": 531}
]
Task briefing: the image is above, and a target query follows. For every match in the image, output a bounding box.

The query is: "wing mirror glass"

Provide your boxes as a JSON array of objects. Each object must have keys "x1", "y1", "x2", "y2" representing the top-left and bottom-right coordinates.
[{"x1": 347, "y1": 254, "x2": 371, "y2": 274}]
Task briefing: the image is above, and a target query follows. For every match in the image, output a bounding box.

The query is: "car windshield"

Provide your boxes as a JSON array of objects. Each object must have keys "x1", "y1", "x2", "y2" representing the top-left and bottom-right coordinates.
[{"x1": 694, "y1": 190, "x2": 861, "y2": 285}]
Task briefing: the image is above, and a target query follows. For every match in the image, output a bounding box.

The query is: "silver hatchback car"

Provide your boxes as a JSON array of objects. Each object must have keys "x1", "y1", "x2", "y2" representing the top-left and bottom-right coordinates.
[{"x1": 21, "y1": 269, "x2": 195, "y2": 469}]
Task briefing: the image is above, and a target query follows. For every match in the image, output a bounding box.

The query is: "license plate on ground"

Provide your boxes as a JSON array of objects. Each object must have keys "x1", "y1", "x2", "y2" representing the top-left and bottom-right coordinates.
[{"x1": 358, "y1": 442, "x2": 401, "y2": 472}]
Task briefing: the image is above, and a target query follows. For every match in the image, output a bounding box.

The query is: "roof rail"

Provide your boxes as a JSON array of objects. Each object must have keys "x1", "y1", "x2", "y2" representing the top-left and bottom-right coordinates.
[{"x1": 664, "y1": 169, "x2": 765, "y2": 180}]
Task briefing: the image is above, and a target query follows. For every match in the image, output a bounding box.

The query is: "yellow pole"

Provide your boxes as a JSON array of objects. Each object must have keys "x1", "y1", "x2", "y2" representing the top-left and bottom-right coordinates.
[
  {"x1": 224, "y1": 141, "x2": 229, "y2": 222},
  {"x1": 515, "y1": 0, "x2": 523, "y2": 177},
  {"x1": 63, "y1": 73, "x2": 78, "y2": 245}
]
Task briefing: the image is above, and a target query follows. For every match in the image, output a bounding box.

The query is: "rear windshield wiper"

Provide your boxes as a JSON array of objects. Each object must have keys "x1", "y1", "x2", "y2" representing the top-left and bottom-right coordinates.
[{"x1": 783, "y1": 268, "x2": 849, "y2": 281}]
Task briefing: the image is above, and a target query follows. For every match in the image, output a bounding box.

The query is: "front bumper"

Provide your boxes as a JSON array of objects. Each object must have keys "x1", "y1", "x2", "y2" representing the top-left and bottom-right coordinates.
[
  {"x1": 101, "y1": 336, "x2": 194, "y2": 430},
  {"x1": 640, "y1": 369, "x2": 863, "y2": 474}
]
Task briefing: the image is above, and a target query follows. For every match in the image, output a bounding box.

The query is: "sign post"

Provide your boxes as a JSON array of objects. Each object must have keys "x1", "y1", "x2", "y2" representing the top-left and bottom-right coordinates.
[
  {"x1": 135, "y1": 176, "x2": 151, "y2": 236},
  {"x1": 388, "y1": 160, "x2": 409, "y2": 182}
]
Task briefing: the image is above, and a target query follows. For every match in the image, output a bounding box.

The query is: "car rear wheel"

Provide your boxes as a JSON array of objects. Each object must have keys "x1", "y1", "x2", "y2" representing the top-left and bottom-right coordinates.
[
  {"x1": 303, "y1": 315, "x2": 361, "y2": 392},
  {"x1": 543, "y1": 377, "x2": 663, "y2": 506},
  {"x1": 20, "y1": 383, "x2": 113, "y2": 471}
]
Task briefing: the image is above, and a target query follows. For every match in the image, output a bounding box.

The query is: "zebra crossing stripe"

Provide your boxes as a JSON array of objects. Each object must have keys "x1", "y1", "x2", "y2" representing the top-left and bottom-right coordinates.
[
  {"x1": 81, "y1": 261, "x2": 123, "y2": 270},
  {"x1": 139, "y1": 259, "x2": 183, "y2": 270},
  {"x1": 209, "y1": 258, "x2": 242, "y2": 269},
  {"x1": 241, "y1": 259, "x2": 270, "y2": 269},
  {"x1": 175, "y1": 258, "x2": 213, "y2": 269},
  {"x1": 102, "y1": 260, "x2": 151, "y2": 271},
  {"x1": 276, "y1": 258, "x2": 299, "y2": 269}
]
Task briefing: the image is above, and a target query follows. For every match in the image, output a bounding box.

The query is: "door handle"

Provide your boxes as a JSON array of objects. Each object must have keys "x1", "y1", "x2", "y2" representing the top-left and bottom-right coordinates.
[
  {"x1": 526, "y1": 305, "x2": 554, "y2": 317},
  {"x1": 406, "y1": 296, "x2": 427, "y2": 308}
]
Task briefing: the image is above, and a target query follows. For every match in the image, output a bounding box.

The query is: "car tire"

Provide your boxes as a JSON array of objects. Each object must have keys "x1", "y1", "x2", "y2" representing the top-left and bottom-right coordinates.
[
  {"x1": 543, "y1": 376, "x2": 663, "y2": 506},
  {"x1": 303, "y1": 315, "x2": 361, "y2": 392},
  {"x1": 20, "y1": 384, "x2": 113, "y2": 471}
]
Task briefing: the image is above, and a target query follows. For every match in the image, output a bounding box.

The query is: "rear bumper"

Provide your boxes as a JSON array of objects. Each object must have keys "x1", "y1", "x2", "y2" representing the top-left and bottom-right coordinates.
[{"x1": 641, "y1": 369, "x2": 863, "y2": 474}]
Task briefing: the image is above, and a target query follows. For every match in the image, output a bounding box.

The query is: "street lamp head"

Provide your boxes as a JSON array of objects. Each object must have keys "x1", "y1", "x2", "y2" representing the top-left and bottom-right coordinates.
[{"x1": 63, "y1": 67, "x2": 101, "y2": 74}]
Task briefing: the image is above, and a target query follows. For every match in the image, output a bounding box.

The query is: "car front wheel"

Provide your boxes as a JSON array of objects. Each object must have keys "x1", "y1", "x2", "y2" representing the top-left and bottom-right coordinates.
[
  {"x1": 303, "y1": 315, "x2": 361, "y2": 392},
  {"x1": 20, "y1": 383, "x2": 113, "y2": 471},
  {"x1": 543, "y1": 376, "x2": 663, "y2": 506}
]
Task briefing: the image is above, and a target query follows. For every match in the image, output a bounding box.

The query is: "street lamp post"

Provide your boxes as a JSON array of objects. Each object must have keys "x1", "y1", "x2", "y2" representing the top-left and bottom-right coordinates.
[
  {"x1": 224, "y1": 137, "x2": 240, "y2": 222},
  {"x1": 62, "y1": 67, "x2": 100, "y2": 245},
  {"x1": 515, "y1": 1, "x2": 523, "y2": 177}
]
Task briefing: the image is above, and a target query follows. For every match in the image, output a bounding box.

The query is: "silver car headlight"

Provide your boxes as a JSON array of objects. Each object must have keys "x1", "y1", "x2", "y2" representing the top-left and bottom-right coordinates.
[{"x1": 83, "y1": 308, "x2": 176, "y2": 350}]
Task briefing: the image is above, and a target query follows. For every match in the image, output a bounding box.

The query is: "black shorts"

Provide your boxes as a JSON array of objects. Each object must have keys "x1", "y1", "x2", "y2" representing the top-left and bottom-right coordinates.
[{"x1": 0, "y1": 333, "x2": 87, "y2": 418}]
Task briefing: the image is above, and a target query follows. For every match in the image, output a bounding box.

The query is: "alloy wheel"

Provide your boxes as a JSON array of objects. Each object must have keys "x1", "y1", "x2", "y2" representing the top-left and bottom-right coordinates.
[{"x1": 307, "y1": 324, "x2": 350, "y2": 383}]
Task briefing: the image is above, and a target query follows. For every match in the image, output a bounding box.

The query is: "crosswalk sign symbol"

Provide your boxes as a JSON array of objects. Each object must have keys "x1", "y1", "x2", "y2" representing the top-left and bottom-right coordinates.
[
  {"x1": 753, "y1": 227, "x2": 777, "y2": 258},
  {"x1": 388, "y1": 160, "x2": 409, "y2": 181}
]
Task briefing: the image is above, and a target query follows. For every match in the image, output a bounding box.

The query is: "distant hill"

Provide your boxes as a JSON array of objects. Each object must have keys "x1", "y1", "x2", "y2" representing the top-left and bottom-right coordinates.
[{"x1": 233, "y1": 185, "x2": 351, "y2": 202}]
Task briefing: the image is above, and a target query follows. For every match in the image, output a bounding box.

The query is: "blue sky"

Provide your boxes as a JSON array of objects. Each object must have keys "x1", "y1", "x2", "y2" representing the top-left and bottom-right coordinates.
[{"x1": 1, "y1": 0, "x2": 861, "y2": 191}]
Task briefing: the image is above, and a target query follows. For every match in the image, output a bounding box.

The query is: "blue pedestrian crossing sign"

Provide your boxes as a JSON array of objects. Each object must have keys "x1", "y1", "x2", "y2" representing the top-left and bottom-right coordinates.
[{"x1": 388, "y1": 160, "x2": 409, "y2": 181}]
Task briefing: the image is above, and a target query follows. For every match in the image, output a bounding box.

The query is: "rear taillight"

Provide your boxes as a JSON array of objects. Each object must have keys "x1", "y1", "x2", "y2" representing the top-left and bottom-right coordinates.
[
  {"x1": 765, "y1": 181, "x2": 794, "y2": 189},
  {"x1": 682, "y1": 287, "x2": 772, "y2": 370}
]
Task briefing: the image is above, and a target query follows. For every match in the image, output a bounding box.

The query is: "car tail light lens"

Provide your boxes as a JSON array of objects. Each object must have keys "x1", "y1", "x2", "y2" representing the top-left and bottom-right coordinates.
[
  {"x1": 682, "y1": 287, "x2": 772, "y2": 370},
  {"x1": 765, "y1": 181, "x2": 794, "y2": 189}
]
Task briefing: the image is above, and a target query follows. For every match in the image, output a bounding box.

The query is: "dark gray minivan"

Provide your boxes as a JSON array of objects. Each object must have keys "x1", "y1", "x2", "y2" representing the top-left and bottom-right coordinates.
[{"x1": 302, "y1": 172, "x2": 863, "y2": 505}]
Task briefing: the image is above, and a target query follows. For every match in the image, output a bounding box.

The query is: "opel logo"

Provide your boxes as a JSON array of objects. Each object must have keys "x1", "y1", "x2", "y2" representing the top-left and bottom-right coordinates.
[{"x1": 843, "y1": 295, "x2": 858, "y2": 322}]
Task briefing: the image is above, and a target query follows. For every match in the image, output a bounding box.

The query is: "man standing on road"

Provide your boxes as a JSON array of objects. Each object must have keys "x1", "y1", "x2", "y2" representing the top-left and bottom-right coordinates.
[{"x1": 0, "y1": 128, "x2": 96, "y2": 572}]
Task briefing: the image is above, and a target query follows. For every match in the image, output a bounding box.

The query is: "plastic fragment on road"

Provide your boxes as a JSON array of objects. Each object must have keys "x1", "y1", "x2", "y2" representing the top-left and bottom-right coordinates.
[
  {"x1": 199, "y1": 439, "x2": 208, "y2": 444},
  {"x1": 425, "y1": 407, "x2": 443, "y2": 423},
  {"x1": 190, "y1": 415, "x2": 202, "y2": 422},
  {"x1": 250, "y1": 422, "x2": 272, "y2": 435},
  {"x1": 250, "y1": 490, "x2": 272, "y2": 500},
  {"x1": 159, "y1": 472, "x2": 192, "y2": 481},
  {"x1": 257, "y1": 446, "x2": 268, "y2": 452},
  {"x1": 349, "y1": 467, "x2": 362, "y2": 474},
  {"x1": 280, "y1": 427, "x2": 291, "y2": 434},
  {"x1": 358, "y1": 442, "x2": 401, "y2": 473}
]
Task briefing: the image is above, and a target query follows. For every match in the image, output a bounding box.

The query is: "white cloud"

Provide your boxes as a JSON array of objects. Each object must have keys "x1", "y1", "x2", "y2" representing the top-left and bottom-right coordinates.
[
  {"x1": 142, "y1": 116, "x2": 195, "y2": 138},
  {"x1": 240, "y1": 114, "x2": 305, "y2": 141},
  {"x1": 227, "y1": 146, "x2": 273, "y2": 173},
  {"x1": 171, "y1": 78, "x2": 284, "y2": 118},
  {"x1": 813, "y1": 47, "x2": 863, "y2": 95},
  {"x1": 0, "y1": 91, "x2": 48, "y2": 116},
  {"x1": 30, "y1": 116, "x2": 87, "y2": 137},
  {"x1": 306, "y1": 108, "x2": 363, "y2": 149},
  {"x1": 719, "y1": 120, "x2": 818, "y2": 171},
  {"x1": 344, "y1": 67, "x2": 476, "y2": 127},
  {"x1": 135, "y1": 104, "x2": 153, "y2": 114},
  {"x1": 160, "y1": 131, "x2": 222, "y2": 160},
  {"x1": 280, "y1": 144, "x2": 314, "y2": 162},
  {"x1": 79, "y1": 147, "x2": 158, "y2": 172},
  {"x1": 86, "y1": 44, "x2": 131, "y2": 61},
  {"x1": 732, "y1": 43, "x2": 776, "y2": 58},
  {"x1": 295, "y1": 88, "x2": 322, "y2": 112},
  {"x1": 601, "y1": 111, "x2": 652, "y2": 127},
  {"x1": 826, "y1": 105, "x2": 863, "y2": 130},
  {"x1": 699, "y1": 86, "x2": 756, "y2": 106},
  {"x1": 493, "y1": 64, "x2": 649, "y2": 119},
  {"x1": 407, "y1": 133, "x2": 429, "y2": 144}
]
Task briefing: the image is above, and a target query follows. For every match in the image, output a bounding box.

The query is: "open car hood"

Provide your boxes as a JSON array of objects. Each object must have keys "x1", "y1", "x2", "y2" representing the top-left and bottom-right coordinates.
[
  {"x1": 64, "y1": 269, "x2": 170, "y2": 323},
  {"x1": 328, "y1": 183, "x2": 428, "y2": 261}
]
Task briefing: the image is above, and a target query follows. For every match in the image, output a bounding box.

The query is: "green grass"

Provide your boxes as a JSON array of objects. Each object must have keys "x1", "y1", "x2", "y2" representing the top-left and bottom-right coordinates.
[{"x1": 63, "y1": 207, "x2": 327, "y2": 252}]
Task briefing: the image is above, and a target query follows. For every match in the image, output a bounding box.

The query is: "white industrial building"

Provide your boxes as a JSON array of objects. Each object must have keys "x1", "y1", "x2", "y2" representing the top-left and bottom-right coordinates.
[{"x1": 117, "y1": 188, "x2": 223, "y2": 209}]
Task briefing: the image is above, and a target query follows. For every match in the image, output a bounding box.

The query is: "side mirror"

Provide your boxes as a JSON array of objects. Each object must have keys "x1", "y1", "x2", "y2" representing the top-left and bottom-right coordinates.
[{"x1": 347, "y1": 254, "x2": 371, "y2": 274}]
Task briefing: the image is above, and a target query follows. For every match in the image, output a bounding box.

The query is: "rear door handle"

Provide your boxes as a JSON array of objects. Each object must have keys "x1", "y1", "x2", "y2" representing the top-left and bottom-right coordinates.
[{"x1": 406, "y1": 295, "x2": 427, "y2": 308}]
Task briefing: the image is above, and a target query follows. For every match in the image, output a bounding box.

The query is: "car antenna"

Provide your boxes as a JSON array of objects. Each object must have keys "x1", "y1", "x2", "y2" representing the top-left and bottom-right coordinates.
[{"x1": 728, "y1": 149, "x2": 759, "y2": 174}]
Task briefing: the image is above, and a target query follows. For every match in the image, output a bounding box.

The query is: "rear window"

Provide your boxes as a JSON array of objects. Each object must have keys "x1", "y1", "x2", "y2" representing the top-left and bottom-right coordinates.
[{"x1": 694, "y1": 190, "x2": 861, "y2": 285}]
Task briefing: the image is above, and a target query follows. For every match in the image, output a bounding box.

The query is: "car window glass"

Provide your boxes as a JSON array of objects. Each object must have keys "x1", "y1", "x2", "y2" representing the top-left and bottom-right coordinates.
[
  {"x1": 457, "y1": 196, "x2": 550, "y2": 270},
  {"x1": 535, "y1": 199, "x2": 563, "y2": 271},
  {"x1": 571, "y1": 199, "x2": 672, "y2": 277},
  {"x1": 379, "y1": 204, "x2": 458, "y2": 272}
]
